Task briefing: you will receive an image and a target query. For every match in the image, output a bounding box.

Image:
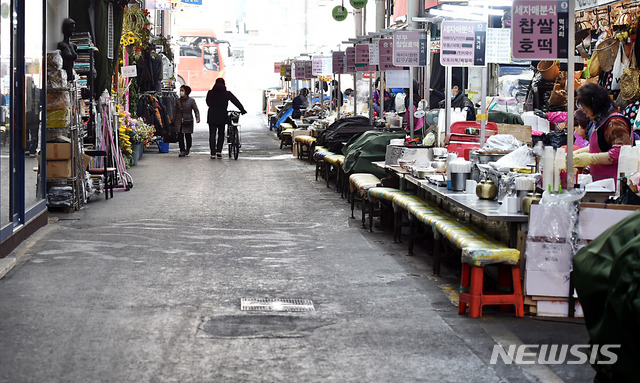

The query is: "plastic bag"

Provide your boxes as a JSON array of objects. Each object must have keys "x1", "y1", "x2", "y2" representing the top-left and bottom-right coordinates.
[
  {"x1": 482, "y1": 134, "x2": 523, "y2": 152},
  {"x1": 525, "y1": 189, "x2": 587, "y2": 276}
]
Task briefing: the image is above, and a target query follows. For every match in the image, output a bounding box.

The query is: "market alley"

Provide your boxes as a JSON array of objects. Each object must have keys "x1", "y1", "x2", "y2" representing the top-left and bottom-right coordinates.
[{"x1": 0, "y1": 111, "x2": 592, "y2": 382}]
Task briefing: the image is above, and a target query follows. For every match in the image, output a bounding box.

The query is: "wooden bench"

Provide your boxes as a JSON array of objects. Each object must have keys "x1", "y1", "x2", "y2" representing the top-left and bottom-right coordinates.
[
  {"x1": 366, "y1": 186, "x2": 524, "y2": 318},
  {"x1": 313, "y1": 147, "x2": 333, "y2": 181},
  {"x1": 323, "y1": 154, "x2": 345, "y2": 190},
  {"x1": 294, "y1": 135, "x2": 316, "y2": 162},
  {"x1": 279, "y1": 122, "x2": 294, "y2": 150},
  {"x1": 348, "y1": 173, "x2": 381, "y2": 226}
]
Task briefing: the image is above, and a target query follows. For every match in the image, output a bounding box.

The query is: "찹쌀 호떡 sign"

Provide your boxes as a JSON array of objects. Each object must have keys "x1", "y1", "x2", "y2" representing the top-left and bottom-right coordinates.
[
  {"x1": 511, "y1": 0, "x2": 569, "y2": 60},
  {"x1": 440, "y1": 21, "x2": 487, "y2": 67}
]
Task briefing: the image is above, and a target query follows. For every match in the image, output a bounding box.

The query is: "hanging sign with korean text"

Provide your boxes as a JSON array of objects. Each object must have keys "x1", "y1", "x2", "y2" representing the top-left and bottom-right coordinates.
[
  {"x1": 312, "y1": 56, "x2": 324, "y2": 76},
  {"x1": 350, "y1": 0, "x2": 368, "y2": 8},
  {"x1": 355, "y1": 44, "x2": 376, "y2": 71},
  {"x1": 274, "y1": 62, "x2": 282, "y2": 74},
  {"x1": 332, "y1": 6, "x2": 348, "y2": 21},
  {"x1": 284, "y1": 64, "x2": 292, "y2": 79},
  {"x1": 369, "y1": 39, "x2": 380, "y2": 66},
  {"x1": 392, "y1": 31, "x2": 427, "y2": 67},
  {"x1": 511, "y1": 0, "x2": 569, "y2": 60},
  {"x1": 332, "y1": 51, "x2": 346, "y2": 74},
  {"x1": 379, "y1": 38, "x2": 401, "y2": 70},
  {"x1": 346, "y1": 47, "x2": 357, "y2": 73},
  {"x1": 440, "y1": 21, "x2": 487, "y2": 67}
]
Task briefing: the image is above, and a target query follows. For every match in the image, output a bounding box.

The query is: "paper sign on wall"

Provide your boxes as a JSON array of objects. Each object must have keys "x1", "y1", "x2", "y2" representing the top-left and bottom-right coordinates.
[
  {"x1": 121, "y1": 65, "x2": 137, "y2": 78},
  {"x1": 486, "y1": 28, "x2": 512, "y2": 64},
  {"x1": 385, "y1": 70, "x2": 411, "y2": 89}
]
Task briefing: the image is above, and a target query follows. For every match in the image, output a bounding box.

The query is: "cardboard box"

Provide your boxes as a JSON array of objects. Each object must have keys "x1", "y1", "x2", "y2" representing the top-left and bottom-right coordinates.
[
  {"x1": 525, "y1": 270, "x2": 570, "y2": 298},
  {"x1": 46, "y1": 159, "x2": 72, "y2": 179},
  {"x1": 536, "y1": 300, "x2": 584, "y2": 318},
  {"x1": 46, "y1": 143, "x2": 72, "y2": 160},
  {"x1": 525, "y1": 241, "x2": 572, "y2": 273}
]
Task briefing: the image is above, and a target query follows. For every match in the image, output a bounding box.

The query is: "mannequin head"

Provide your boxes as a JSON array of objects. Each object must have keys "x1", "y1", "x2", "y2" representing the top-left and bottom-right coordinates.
[{"x1": 62, "y1": 18, "x2": 75, "y2": 38}]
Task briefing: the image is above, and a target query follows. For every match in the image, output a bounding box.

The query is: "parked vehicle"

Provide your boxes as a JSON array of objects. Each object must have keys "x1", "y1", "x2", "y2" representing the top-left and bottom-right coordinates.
[{"x1": 175, "y1": 30, "x2": 231, "y2": 91}]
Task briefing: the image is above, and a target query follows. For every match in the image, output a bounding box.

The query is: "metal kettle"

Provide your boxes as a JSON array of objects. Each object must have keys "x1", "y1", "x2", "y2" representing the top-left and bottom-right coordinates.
[
  {"x1": 521, "y1": 192, "x2": 542, "y2": 214},
  {"x1": 476, "y1": 172, "x2": 498, "y2": 200}
]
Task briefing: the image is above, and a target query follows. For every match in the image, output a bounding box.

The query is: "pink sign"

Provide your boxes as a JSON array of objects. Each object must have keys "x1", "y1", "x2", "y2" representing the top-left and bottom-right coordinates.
[
  {"x1": 332, "y1": 51, "x2": 346, "y2": 74},
  {"x1": 346, "y1": 47, "x2": 357, "y2": 73},
  {"x1": 393, "y1": 31, "x2": 421, "y2": 66},
  {"x1": 355, "y1": 44, "x2": 376, "y2": 72},
  {"x1": 511, "y1": 0, "x2": 569, "y2": 60},
  {"x1": 378, "y1": 38, "x2": 401, "y2": 71},
  {"x1": 274, "y1": 62, "x2": 281, "y2": 74}
]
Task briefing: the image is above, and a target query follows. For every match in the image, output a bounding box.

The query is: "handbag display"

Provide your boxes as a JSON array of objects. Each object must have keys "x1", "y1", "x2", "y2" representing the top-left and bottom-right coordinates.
[
  {"x1": 611, "y1": 42, "x2": 630, "y2": 91},
  {"x1": 548, "y1": 76, "x2": 568, "y2": 106}
]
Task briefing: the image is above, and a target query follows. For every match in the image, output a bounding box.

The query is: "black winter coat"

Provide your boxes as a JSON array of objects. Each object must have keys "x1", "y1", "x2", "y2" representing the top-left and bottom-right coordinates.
[{"x1": 206, "y1": 88, "x2": 246, "y2": 125}]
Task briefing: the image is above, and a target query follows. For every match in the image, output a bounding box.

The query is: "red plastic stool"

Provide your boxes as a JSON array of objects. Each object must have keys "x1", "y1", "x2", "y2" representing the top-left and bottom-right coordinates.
[{"x1": 458, "y1": 263, "x2": 524, "y2": 318}]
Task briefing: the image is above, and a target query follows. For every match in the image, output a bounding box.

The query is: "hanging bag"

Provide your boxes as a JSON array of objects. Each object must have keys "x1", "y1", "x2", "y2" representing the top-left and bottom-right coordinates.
[
  {"x1": 549, "y1": 76, "x2": 568, "y2": 106},
  {"x1": 611, "y1": 42, "x2": 630, "y2": 91}
]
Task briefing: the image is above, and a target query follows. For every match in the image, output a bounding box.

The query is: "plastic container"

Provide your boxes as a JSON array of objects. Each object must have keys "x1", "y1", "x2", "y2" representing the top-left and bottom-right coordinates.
[{"x1": 158, "y1": 139, "x2": 170, "y2": 153}]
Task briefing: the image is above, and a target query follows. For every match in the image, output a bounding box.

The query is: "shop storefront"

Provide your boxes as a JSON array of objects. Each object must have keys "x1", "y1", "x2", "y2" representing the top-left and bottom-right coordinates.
[{"x1": 0, "y1": 0, "x2": 48, "y2": 257}]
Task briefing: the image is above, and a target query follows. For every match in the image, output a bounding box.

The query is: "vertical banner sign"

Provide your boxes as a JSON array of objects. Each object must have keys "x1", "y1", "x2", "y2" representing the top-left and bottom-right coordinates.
[
  {"x1": 322, "y1": 55, "x2": 333, "y2": 75},
  {"x1": 332, "y1": 51, "x2": 346, "y2": 74},
  {"x1": 440, "y1": 21, "x2": 487, "y2": 67},
  {"x1": 312, "y1": 56, "x2": 323, "y2": 76},
  {"x1": 486, "y1": 28, "x2": 512, "y2": 63},
  {"x1": 393, "y1": 31, "x2": 421, "y2": 67},
  {"x1": 292, "y1": 61, "x2": 299, "y2": 79},
  {"x1": 284, "y1": 64, "x2": 292, "y2": 79},
  {"x1": 355, "y1": 44, "x2": 376, "y2": 71},
  {"x1": 346, "y1": 47, "x2": 357, "y2": 73},
  {"x1": 369, "y1": 39, "x2": 380, "y2": 66},
  {"x1": 305, "y1": 61, "x2": 313, "y2": 79},
  {"x1": 274, "y1": 62, "x2": 282, "y2": 74},
  {"x1": 511, "y1": 0, "x2": 569, "y2": 60},
  {"x1": 379, "y1": 38, "x2": 401, "y2": 70},
  {"x1": 280, "y1": 63, "x2": 286, "y2": 76}
]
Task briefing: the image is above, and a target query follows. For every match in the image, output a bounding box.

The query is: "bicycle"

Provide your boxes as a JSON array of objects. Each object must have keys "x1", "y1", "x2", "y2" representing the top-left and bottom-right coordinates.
[{"x1": 227, "y1": 110, "x2": 242, "y2": 160}]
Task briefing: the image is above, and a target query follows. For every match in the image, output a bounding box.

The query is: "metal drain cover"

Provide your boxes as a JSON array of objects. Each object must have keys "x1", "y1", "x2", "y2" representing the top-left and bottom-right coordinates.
[{"x1": 241, "y1": 298, "x2": 315, "y2": 312}]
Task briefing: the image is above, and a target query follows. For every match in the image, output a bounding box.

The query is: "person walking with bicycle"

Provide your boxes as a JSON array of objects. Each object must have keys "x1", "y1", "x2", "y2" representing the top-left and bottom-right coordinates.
[
  {"x1": 206, "y1": 78, "x2": 246, "y2": 159},
  {"x1": 175, "y1": 85, "x2": 200, "y2": 157}
]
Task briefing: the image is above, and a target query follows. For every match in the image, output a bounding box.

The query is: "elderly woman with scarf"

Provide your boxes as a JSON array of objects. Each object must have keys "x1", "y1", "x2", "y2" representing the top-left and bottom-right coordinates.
[
  {"x1": 574, "y1": 83, "x2": 634, "y2": 181},
  {"x1": 206, "y1": 78, "x2": 246, "y2": 159}
]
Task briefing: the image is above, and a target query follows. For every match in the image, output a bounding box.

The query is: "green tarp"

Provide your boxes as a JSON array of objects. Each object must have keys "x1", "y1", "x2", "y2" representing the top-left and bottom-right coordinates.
[
  {"x1": 573, "y1": 210, "x2": 640, "y2": 383},
  {"x1": 341, "y1": 131, "x2": 406, "y2": 179}
]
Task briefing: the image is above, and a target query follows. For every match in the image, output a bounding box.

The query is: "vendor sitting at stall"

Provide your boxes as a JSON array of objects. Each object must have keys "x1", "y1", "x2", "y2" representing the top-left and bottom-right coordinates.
[
  {"x1": 372, "y1": 78, "x2": 393, "y2": 117},
  {"x1": 574, "y1": 83, "x2": 633, "y2": 181},
  {"x1": 292, "y1": 88, "x2": 309, "y2": 119},
  {"x1": 437, "y1": 80, "x2": 476, "y2": 121}
]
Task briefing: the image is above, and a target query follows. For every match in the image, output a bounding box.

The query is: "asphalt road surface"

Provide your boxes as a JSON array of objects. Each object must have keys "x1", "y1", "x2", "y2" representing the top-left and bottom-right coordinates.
[{"x1": 0, "y1": 110, "x2": 594, "y2": 382}]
